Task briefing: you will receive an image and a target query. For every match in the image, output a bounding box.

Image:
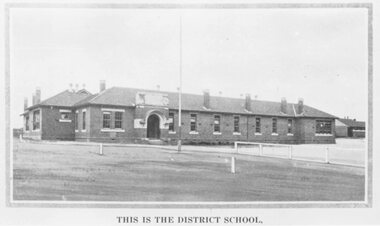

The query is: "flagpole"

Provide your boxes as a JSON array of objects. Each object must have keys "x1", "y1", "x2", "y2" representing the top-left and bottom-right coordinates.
[{"x1": 178, "y1": 14, "x2": 182, "y2": 152}]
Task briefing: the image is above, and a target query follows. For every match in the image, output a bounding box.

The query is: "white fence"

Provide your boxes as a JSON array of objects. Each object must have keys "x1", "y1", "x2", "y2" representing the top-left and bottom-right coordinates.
[{"x1": 234, "y1": 141, "x2": 364, "y2": 167}]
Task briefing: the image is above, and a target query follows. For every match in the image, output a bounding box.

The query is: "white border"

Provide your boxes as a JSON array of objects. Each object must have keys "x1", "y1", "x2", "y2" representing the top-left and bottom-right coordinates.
[{"x1": 5, "y1": 3, "x2": 372, "y2": 213}]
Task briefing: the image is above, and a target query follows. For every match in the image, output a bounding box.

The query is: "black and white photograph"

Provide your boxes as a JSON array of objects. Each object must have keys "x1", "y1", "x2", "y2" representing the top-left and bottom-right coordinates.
[{"x1": 1, "y1": 1, "x2": 379, "y2": 225}]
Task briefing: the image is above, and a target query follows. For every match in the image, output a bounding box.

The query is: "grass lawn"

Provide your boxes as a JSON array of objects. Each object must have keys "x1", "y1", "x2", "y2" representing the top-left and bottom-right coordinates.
[{"x1": 13, "y1": 140, "x2": 365, "y2": 202}]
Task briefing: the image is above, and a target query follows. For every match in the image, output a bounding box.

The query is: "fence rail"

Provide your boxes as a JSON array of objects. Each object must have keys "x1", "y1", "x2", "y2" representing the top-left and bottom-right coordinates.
[
  {"x1": 17, "y1": 137, "x2": 364, "y2": 168},
  {"x1": 234, "y1": 141, "x2": 364, "y2": 168}
]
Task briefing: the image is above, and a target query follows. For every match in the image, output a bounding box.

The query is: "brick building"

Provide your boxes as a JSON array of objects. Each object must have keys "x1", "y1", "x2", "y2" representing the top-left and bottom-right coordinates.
[
  {"x1": 335, "y1": 118, "x2": 365, "y2": 138},
  {"x1": 21, "y1": 81, "x2": 337, "y2": 144}
]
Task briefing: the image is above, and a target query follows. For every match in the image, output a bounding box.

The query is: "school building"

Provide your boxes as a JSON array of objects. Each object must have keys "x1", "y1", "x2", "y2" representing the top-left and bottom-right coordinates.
[{"x1": 21, "y1": 81, "x2": 337, "y2": 144}]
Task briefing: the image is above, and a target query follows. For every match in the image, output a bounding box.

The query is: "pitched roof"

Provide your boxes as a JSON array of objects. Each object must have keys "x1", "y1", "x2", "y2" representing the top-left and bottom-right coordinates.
[
  {"x1": 27, "y1": 90, "x2": 92, "y2": 109},
  {"x1": 337, "y1": 118, "x2": 366, "y2": 127},
  {"x1": 74, "y1": 86, "x2": 336, "y2": 118}
]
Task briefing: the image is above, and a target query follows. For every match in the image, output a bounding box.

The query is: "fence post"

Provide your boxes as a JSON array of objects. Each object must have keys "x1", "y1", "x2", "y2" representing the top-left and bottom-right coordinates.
[
  {"x1": 19, "y1": 134, "x2": 23, "y2": 141},
  {"x1": 99, "y1": 143, "x2": 103, "y2": 155},
  {"x1": 259, "y1": 144, "x2": 263, "y2": 156},
  {"x1": 325, "y1": 147, "x2": 329, "y2": 163},
  {"x1": 288, "y1": 146, "x2": 292, "y2": 159},
  {"x1": 231, "y1": 157, "x2": 236, "y2": 174},
  {"x1": 234, "y1": 142, "x2": 238, "y2": 153}
]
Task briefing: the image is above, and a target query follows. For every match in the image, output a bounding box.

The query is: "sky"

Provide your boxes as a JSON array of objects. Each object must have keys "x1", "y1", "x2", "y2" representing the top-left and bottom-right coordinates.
[{"x1": 9, "y1": 7, "x2": 368, "y2": 127}]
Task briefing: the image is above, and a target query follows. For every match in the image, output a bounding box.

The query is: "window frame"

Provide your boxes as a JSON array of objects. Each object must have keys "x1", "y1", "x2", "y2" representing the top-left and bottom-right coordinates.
[
  {"x1": 190, "y1": 113, "x2": 197, "y2": 132},
  {"x1": 255, "y1": 117, "x2": 261, "y2": 134},
  {"x1": 272, "y1": 118, "x2": 278, "y2": 134},
  {"x1": 75, "y1": 111, "x2": 79, "y2": 131},
  {"x1": 102, "y1": 111, "x2": 111, "y2": 129},
  {"x1": 233, "y1": 115, "x2": 240, "y2": 133},
  {"x1": 213, "y1": 115, "x2": 221, "y2": 134},
  {"x1": 59, "y1": 109, "x2": 72, "y2": 122},
  {"x1": 316, "y1": 120, "x2": 332, "y2": 135},
  {"x1": 32, "y1": 110, "x2": 40, "y2": 131},
  {"x1": 59, "y1": 112, "x2": 71, "y2": 122},
  {"x1": 168, "y1": 112, "x2": 175, "y2": 133},
  {"x1": 287, "y1": 119, "x2": 293, "y2": 135},
  {"x1": 114, "y1": 111, "x2": 123, "y2": 129},
  {"x1": 82, "y1": 111, "x2": 87, "y2": 131}
]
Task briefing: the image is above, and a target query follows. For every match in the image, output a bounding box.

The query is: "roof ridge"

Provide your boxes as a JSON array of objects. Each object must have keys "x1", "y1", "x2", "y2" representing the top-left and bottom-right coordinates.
[
  {"x1": 39, "y1": 89, "x2": 68, "y2": 105},
  {"x1": 66, "y1": 86, "x2": 336, "y2": 119},
  {"x1": 111, "y1": 86, "x2": 301, "y2": 105},
  {"x1": 303, "y1": 104, "x2": 338, "y2": 119},
  {"x1": 87, "y1": 87, "x2": 114, "y2": 103}
]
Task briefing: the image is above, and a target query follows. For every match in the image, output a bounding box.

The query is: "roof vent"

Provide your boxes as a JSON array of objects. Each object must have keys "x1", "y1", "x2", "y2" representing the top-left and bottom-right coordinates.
[{"x1": 69, "y1": 83, "x2": 74, "y2": 92}]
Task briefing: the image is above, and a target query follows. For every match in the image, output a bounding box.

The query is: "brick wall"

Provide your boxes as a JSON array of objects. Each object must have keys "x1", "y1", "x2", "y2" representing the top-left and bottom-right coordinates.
[
  {"x1": 75, "y1": 106, "x2": 137, "y2": 143},
  {"x1": 24, "y1": 105, "x2": 336, "y2": 144},
  {"x1": 296, "y1": 118, "x2": 336, "y2": 144},
  {"x1": 167, "y1": 111, "x2": 299, "y2": 144},
  {"x1": 41, "y1": 107, "x2": 75, "y2": 140},
  {"x1": 23, "y1": 107, "x2": 76, "y2": 140}
]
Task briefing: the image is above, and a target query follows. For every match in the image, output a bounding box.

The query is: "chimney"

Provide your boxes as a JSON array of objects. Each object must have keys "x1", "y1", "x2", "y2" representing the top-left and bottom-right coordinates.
[
  {"x1": 99, "y1": 80, "x2": 106, "y2": 92},
  {"x1": 281, "y1": 97, "x2": 287, "y2": 114},
  {"x1": 203, "y1": 89, "x2": 210, "y2": 109},
  {"x1": 35, "y1": 87, "x2": 41, "y2": 104},
  {"x1": 32, "y1": 93, "x2": 36, "y2": 105},
  {"x1": 245, "y1": 93, "x2": 251, "y2": 112},
  {"x1": 75, "y1": 84, "x2": 79, "y2": 92},
  {"x1": 297, "y1": 98, "x2": 304, "y2": 114},
  {"x1": 82, "y1": 83, "x2": 86, "y2": 90},
  {"x1": 24, "y1": 97, "x2": 28, "y2": 110}
]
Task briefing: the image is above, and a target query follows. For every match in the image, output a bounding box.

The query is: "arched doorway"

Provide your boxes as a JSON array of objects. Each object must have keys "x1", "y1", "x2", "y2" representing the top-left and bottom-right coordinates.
[{"x1": 147, "y1": 114, "x2": 160, "y2": 139}]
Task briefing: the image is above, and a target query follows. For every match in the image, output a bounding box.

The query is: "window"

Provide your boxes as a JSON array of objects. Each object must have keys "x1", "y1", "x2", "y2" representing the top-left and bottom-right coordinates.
[
  {"x1": 59, "y1": 109, "x2": 72, "y2": 122},
  {"x1": 255, "y1": 118, "x2": 261, "y2": 133},
  {"x1": 103, "y1": 112, "x2": 111, "y2": 129},
  {"x1": 82, "y1": 111, "x2": 86, "y2": 130},
  {"x1": 288, "y1": 119, "x2": 293, "y2": 134},
  {"x1": 168, "y1": 112, "x2": 175, "y2": 132},
  {"x1": 32, "y1": 110, "x2": 40, "y2": 130},
  {"x1": 316, "y1": 120, "x2": 332, "y2": 134},
  {"x1": 272, "y1": 118, "x2": 277, "y2": 133},
  {"x1": 115, "y1": 112, "x2": 123, "y2": 129},
  {"x1": 190, "y1": 114, "x2": 197, "y2": 132},
  {"x1": 60, "y1": 112, "x2": 70, "y2": 120},
  {"x1": 25, "y1": 115, "x2": 29, "y2": 131},
  {"x1": 234, "y1": 116, "x2": 240, "y2": 133},
  {"x1": 214, "y1": 115, "x2": 221, "y2": 132},
  {"x1": 75, "y1": 112, "x2": 78, "y2": 130}
]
